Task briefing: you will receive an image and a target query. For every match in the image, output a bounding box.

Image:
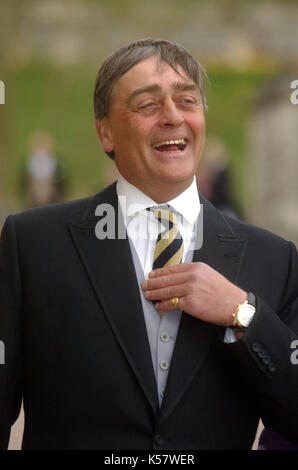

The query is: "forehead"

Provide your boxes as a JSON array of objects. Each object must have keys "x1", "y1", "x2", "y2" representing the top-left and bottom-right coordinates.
[{"x1": 113, "y1": 55, "x2": 194, "y2": 96}]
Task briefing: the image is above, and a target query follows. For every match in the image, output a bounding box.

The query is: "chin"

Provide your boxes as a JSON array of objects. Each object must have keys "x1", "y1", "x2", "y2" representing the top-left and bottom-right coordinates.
[
  {"x1": 161, "y1": 166, "x2": 194, "y2": 181},
  {"x1": 162, "y1": 174, "x2": 194, "y2": 187}
]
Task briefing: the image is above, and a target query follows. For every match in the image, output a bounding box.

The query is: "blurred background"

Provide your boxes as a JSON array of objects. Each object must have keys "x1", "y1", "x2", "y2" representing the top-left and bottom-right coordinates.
[
  {"x1": 0, "y1": 0, "x2": 298, "y2": 449},
  {"x1": 1, "y1": 0, "x2": 298, "y2": 241}
]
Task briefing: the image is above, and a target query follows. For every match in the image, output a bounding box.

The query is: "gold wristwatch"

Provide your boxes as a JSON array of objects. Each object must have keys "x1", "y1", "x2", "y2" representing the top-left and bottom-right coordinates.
[{"x1": 232, "y1": 292, "x2": 256, "y2": 330}]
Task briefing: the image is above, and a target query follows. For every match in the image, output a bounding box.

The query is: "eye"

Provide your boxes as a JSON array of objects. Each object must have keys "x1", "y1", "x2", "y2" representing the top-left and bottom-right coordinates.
[
  {"x1": 139, "y1": 102, "x2": 156, "y2": 110},
  {"x1": 137, "y1": 101, "x2": 159, "y2": 114},
  {"x1": 182, "y1": 97, "x2": 197, "y2": 104},
  {"x1": 177, "y1": 95, "x2": 200, "y2": 106}
]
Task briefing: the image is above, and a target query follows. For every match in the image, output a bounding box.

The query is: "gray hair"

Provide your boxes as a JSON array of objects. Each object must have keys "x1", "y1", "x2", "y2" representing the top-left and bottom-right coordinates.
[{"x1": 93, "y1": 38, "x2": 208, "y2": 158}]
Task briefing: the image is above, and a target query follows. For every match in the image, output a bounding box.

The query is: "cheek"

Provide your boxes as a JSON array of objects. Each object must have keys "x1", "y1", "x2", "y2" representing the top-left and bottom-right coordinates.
[
  {"x1": 190, "y1": 115, "x2": 206, "y2": 146},
  {"x1": 193, "y1": 113, "x2": 205, "y2": 133},
  {"x1": 131, "y1": 117, "x2": 156, "y2": 142}
]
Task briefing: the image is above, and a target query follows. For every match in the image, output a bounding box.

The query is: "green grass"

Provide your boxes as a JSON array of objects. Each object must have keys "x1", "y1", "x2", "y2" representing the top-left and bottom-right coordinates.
[{"x1": 3, "y1": 60, "x2": 275, "y2": 212}]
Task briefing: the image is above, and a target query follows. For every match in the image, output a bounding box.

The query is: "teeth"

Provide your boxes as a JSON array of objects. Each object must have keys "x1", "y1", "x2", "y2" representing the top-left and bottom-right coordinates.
[{"x1": 153, "y1": 138, "x2": 186, "y2": 149}]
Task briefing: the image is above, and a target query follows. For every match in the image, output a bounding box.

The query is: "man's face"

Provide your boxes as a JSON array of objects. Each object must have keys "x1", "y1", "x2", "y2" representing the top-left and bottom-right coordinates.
[{"x1": 97, "y1": 55, "x2": 206, "y2": 201}]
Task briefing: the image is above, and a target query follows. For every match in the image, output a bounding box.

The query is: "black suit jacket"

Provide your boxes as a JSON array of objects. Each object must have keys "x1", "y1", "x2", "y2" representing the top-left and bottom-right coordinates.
[{"x1": 0, "y1": 182, "x2": 298, "y2": 449}]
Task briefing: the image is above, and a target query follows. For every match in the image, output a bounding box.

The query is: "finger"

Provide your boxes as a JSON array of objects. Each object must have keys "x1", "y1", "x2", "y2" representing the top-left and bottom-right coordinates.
[
  {"x1": 144, "y1": 284, "x2": 186, "y2": 301},
  {"x1": 149, "y1": 262, "x2": 194, "y2": 279},
  {"x1": 141, "y1": 271, "x2": 188, "y2": 291}
]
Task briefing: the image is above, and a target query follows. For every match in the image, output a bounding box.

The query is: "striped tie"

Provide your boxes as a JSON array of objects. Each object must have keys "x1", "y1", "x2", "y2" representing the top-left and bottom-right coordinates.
[
  {"x1": 151, "y1": 206, "x2": 184, "y2": 316},
  {"x1": 153, "y1": 207, "x2": 184, "y2": 269}
]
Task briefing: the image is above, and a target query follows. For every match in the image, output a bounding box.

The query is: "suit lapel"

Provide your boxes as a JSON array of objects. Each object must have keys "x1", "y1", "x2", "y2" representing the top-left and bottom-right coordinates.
[
  {"x1": 158, "y1": 197, "x2": 247, "y2": 425},
  {"x1": 69, "y1": 183, "x2": 159, "y2": 417}
]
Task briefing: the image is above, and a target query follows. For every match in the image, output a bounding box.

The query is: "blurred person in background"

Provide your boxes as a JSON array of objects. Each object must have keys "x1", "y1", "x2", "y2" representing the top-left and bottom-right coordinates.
[
  {"x1": 0, "y1": 38, "x2": 298, "y2": 450},
  {"x1": 196, "y1": 136, "x2": 240, "y2": 219},
  {"x1": 22, "y1": 130, "x2": 67, "y2": 207}
]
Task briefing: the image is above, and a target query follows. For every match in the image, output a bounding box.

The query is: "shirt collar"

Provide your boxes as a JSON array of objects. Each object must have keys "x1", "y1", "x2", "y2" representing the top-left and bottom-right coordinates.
[{"x1": 116, "y1": 175, "x2": 200, "y2": 226}]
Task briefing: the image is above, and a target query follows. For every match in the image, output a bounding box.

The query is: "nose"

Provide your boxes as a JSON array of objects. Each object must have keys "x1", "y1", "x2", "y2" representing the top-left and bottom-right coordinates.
[{"x1": 159, "y1": 99, "x2": 184, "y2": 127}]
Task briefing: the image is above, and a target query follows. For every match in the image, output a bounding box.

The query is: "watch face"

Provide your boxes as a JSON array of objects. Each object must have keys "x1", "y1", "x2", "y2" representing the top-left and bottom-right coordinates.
[{"x1": 238, "y1": 305, "x2": 255, "y2": 327}]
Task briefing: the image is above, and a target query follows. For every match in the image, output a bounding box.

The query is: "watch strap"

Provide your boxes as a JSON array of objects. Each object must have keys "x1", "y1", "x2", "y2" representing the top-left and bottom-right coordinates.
[{"x1": 247, "y1": 292, "x2": 256, "y2": 308}]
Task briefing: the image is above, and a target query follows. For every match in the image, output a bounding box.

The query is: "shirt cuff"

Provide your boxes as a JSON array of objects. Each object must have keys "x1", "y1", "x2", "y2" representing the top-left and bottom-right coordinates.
[{"x1": 223, "y1": 327, "x2": 238, "y2": 343}]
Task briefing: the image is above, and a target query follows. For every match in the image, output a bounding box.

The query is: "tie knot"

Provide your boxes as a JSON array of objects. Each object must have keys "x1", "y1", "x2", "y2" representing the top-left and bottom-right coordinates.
[{"x1": 153, "y1": 207, "x2": 178, "y2": 226}]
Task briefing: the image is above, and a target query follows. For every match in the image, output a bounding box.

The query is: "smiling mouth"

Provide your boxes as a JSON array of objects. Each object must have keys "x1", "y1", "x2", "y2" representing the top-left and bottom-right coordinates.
[{"x1": 152, "y1": 138, "x2": 187, "y2": 152}]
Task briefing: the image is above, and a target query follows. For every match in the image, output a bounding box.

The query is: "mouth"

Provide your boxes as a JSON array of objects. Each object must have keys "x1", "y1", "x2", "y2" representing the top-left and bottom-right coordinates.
[{"x1": 152, "y1": 138, "x2": 187, "y2": 153}]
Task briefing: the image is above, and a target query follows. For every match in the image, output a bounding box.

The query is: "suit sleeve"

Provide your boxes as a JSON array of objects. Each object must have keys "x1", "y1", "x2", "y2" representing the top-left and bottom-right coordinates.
[
  {"x1": 226, "y1": 241, "x2": 298, "y2": 443},
  {"x1": 0, "y1": 216, "x2": 23, "y2": 449}
]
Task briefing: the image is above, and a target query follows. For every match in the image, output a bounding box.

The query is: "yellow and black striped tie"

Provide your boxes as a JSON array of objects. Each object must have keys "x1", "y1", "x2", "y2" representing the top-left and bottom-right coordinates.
[
  {"x1": 153, "y1": 207, "x2": 184, "y2": 270},
  {"x1": 151, "y1": 206, "x2": 184, "y2": 316}
]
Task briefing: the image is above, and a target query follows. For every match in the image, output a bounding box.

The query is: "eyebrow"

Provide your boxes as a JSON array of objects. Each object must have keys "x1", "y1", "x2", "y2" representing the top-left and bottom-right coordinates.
[{"x1": 126, "y1": 82, "x2": 200, "y2": 107}]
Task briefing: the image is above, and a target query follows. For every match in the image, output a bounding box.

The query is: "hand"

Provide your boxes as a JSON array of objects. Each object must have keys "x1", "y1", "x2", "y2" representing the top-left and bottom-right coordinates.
[{"x1": 141, "y1": 262, "x2": 247, "y2": 327}]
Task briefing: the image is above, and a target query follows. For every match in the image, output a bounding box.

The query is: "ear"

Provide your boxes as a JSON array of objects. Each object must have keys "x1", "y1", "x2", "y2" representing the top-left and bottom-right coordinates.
[{"x1": 95, "y1": 118, "x2": 114, "y2": 153}]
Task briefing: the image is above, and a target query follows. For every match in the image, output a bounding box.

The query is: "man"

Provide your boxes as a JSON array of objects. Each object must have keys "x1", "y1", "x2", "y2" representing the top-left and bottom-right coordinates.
[{"x1": 0, "y1": 38, "x2": 298, "y2": 450}]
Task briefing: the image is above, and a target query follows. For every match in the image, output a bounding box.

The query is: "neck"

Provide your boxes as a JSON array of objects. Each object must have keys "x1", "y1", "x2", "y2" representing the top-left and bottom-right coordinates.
[{"x1": 133, "y1": 179, "x2": 194, "y2": 204}]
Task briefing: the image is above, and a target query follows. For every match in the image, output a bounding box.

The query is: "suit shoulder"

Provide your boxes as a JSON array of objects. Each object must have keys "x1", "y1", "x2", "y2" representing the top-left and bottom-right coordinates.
[
  {"x1": 6, "y1": 182, "x2": 117, "y2": 234},
  {"x1": 222, "y1": 212, "x2": 292, "y2": 249},
  {"x1": 10, "y1": 197, "x2": 91, "y2": 229}
]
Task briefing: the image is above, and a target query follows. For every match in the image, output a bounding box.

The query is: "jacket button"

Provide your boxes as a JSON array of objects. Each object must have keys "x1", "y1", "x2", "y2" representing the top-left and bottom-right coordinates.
[
  {"x1": 257, "y1": 349, "x2": 266, "y2": 358},
  {"x1": 262, "y1": 354, "x2": 270, "y2": 365},
  {"x1": 252, "y1": 342, "x2": 260, "y2": 352},
  {"x1": 268, "y1": 362, "x2": 276, "y2": 373},
  {"x1": 154, "y1": 434, "x2": 164, "y2": 446}
]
